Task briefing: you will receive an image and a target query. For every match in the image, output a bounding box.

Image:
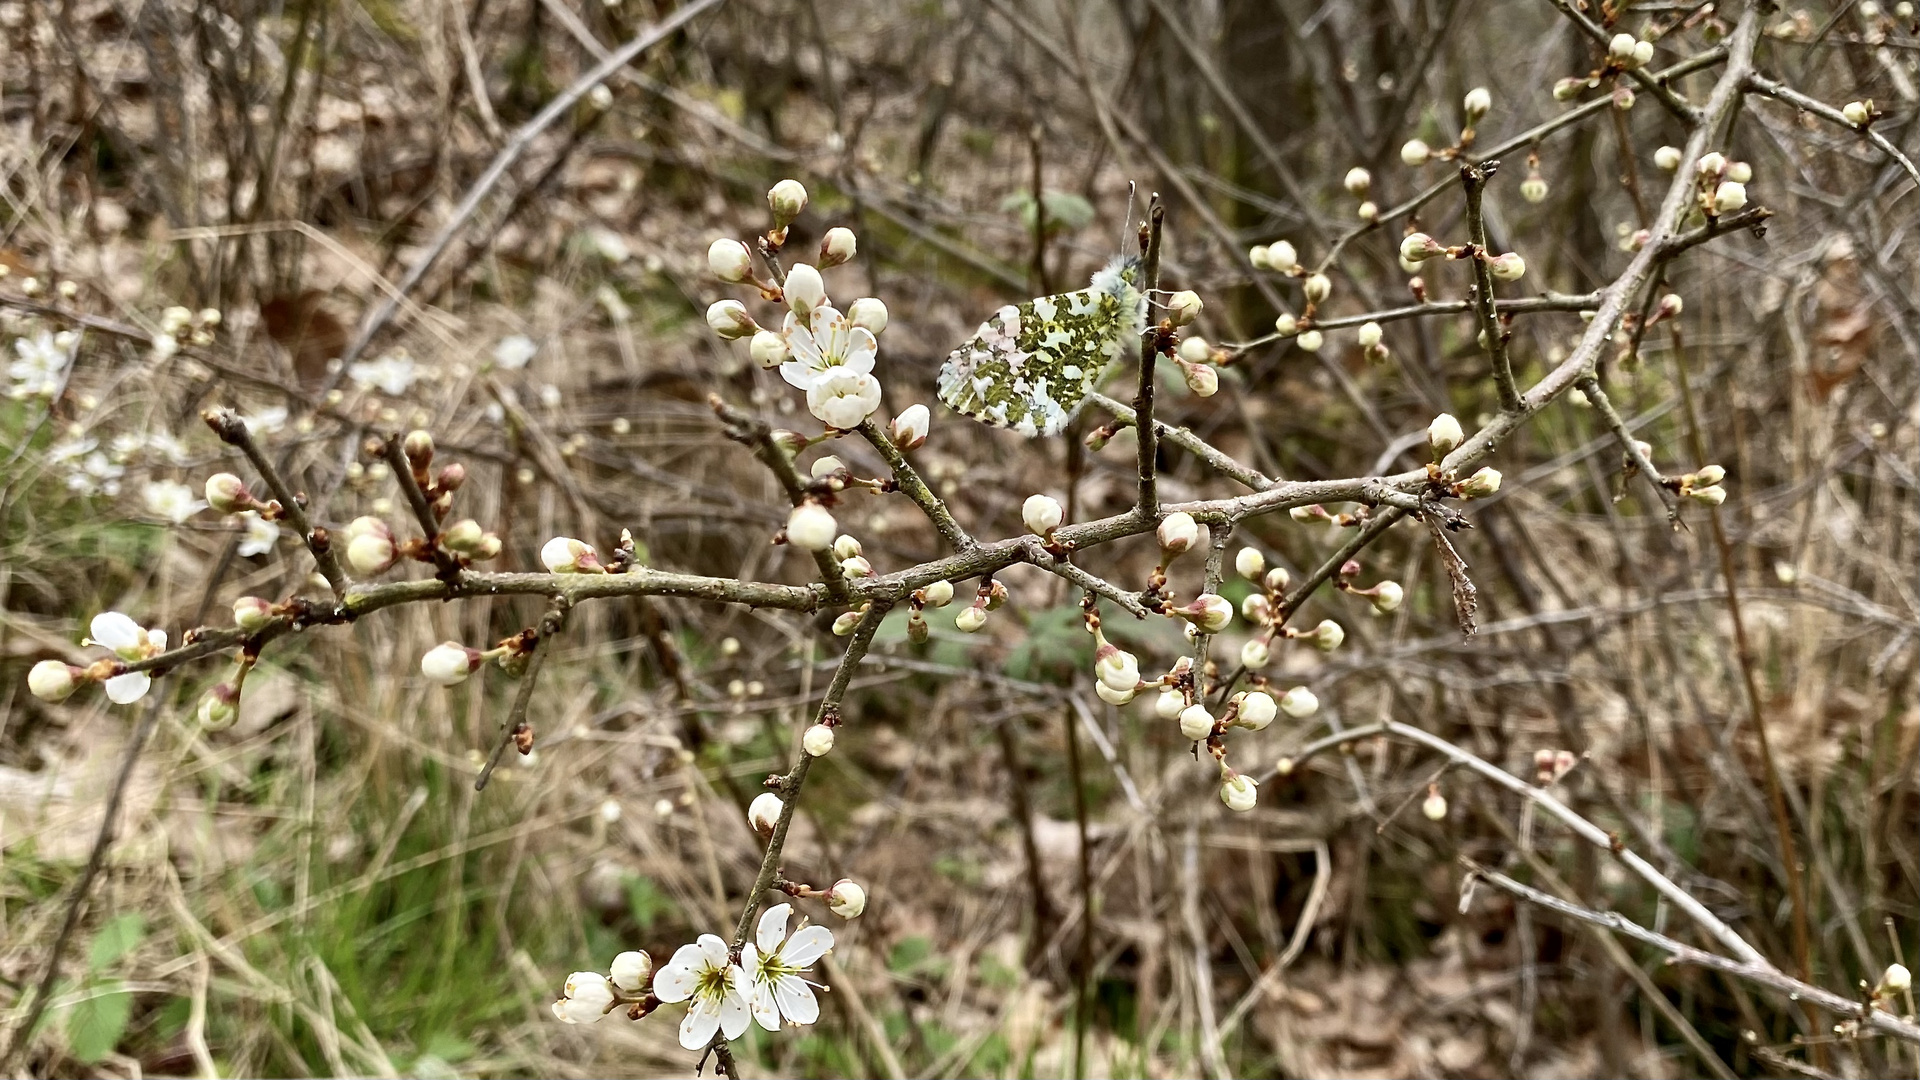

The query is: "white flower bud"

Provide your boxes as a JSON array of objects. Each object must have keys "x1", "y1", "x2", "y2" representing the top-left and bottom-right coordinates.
[
  {"x1": 1241, "y1": 593, "x2": 1272, "y2": 625},
  {"x1": 1884, "y1": 963, "x2": 1912, "y2": 992},
  {"x1": 1399, "y1": 232, "x2": 1444, "y2": 263},
  {"x1": 1096, "y1": 646, "x2": 1140, "y2": 693},
  {"x1": 1608, "y1": 32, "x2": 1637, "y2": 63},
  {"x1": 1463, "y1": 86, "x2": 1491, "y2": 123},
  {"x1": 609, "y1": 951, "x2": 652, "y2": 993},
  {"x1": 786, "y1": 502, "x2": 837, "y2": 551},
  {"x1": 1310, "y1": 619, "x2": 1345, "y2": 652},
  {"x1": 1343, "y1": 167, "x2": 1371, "y2": 196},
  {"x1": 1274, "y1": 312, "x2": 1298, "y2": 337},
  {"x1": 1553, "y1": 77, "x2": 1586, "y2": 101},
  {"x1": 1295, "y1": 329, "x2": 1324, "y2": 353},
  {"x1": 1156, "y1": 511, "x2": 1199, "y2": 555},
  {"x1": 1265, "y1": 567, "x2": 1290, "y2": 592},
  {"x1": 847, "y1": 296, "x2": 889, "y2": 336},
  {"x1": 1521, "y1": 175, "x2": 1549, "y2": 203},
  {"x1": 1422, "y1": 790, "x2": 1448, "y2": 820},
  {"x1": 1183, "y1": 362, "x2": 1219, "y2": 398},
  {"x1": 803, "y1": 723, "x2": 836, "y2": 756},
  {"x1": 1428, "y1": 412, "x2": 1465, "y2": 456},
  {"x1": 1303, "y1": 272, "x2": 1332, "y2": 304},
  {"x1": 442, "y1": 518, "x2": 485, "y2": 553},
  {"x1": 1248, "y1": 244, "x2": 1270, "y2": 269},
  {"x1": 1459, "y1": 466, "x2": 1502, "y2": 498},
  {"x1": 1654, "y1": 145, "x2": 1683, "y2": 170},
  {"x1": 1095, "y1": 681, "x2": 1136, "y2": 705},
  {"x1": 28, "y1": 660, "x2": 81, "y2": 702},
  {"x1": 955, "y1": 605, "x2": 988, "y2": 633},
  {"x1": 832, "y1": 534, "x2": 863, "y2": 561},
  {"x1": 1687, "y1": 484, "x2": 1727, "y2": 506},
  {"x1": 819, "y1": 227, "x2": 857, "y2": 268},
  {"x1": 346, "y1": 531, "x2": 397, "y2": 576},
  {"x1": 750, "y1": 330, "x2": 790, "y2": 369},
  {"x1": 1696, "y1": 151, "x2": 1727, "y2": 177},
  {"x1": 1022, "y1": 493, "x2": 1064, "y2": 536},
  {"x1": 1279, "y1": 686, "x2": 1319, "y2": 718},
  {"x1": 828, "y1": 878, "x2": 866, "y2": 919},
  {"x1": 1356, "y1": 321, "x2": 1383, "y2": 349},
  {"x1": 921, "y1": 579, "x2": 955, "y2": 608},
  {"x1": 1166, "y1": 290, "x2": 1203, "y2": 327},
  {"x1": 1357, "y1": 200, "x2": 1378, "y2": 222},
  {"x1": 838, "y1": 555, "x2": 872, "y2": 578},
  {"x1": 553, "y1": 972, "x2": 616, "y2": 1024},
  {"x1": 1692, "y1": 464, "x2": 1725, "y2": 486},
  {"x1": 1632, "y1": 40, "x2": 1654, "y2": 66},
  {"x1": 1400, "y1": 139, "x2": 1431, "y2": 166},
  {"x1": 232, "y1": 595, "x2": 273, "y2": 630},
  {"x1": 768, "y1": 178, "x2": 808, "y2": 225},
  {"x1": 1179, "y1": 704, "x2": 1215, "y2": 741},
  {"x1": 1236, "y1": 690, "x2": 1277, "y2": 731},
  {"x1": 1155, "y1": 690, "x2": 1185, "y2": 720},
  {"x1": 1488, "y1": 252, "x2": 1526, "y2": 281},
  {"x1": 705, "y1": 299, "x2": 758, "y2": 340},
  {"x1": 421, "y1": 642, "x2": 478, "y2": 686},
  {"x1": 782, "y1": 263, "x2": 827, "y2": 316},
  {"x1": 1176, "y1": 336, "x2": 1211, "y2": 364},
  {"x1": 1843, "y1": 100, "x2": 1872, "y2": 126},
  {"x1": 1235, "y1": 546, "x2": 1266, "y2": 580},
  {"x1": 542, "y1": 536, "x2": 604, "y2": 573},
  {"x1": 1712, "y1": 181, "x2": 1747, "y2": 214},
  {"x1": 832, "y1": 610, "x2": 863, "y2": 636},
  {"x1": 1240, "y1": 637, "x2": 1271, "y2": 669},
  {"x1": 205, "y1": 472, "x2": 250, "y2": 514},
  {"x1": 1725, "y1": 160, "x2": 1752, "y2": 183},
  {"x1": 889, "y1": 403, "x2": 930, "y2": 450},
  {"x1": 1371, "y1": 580, "x2": 1405, "y2": 614},
  {"x1": 1220, "y1": 774, "x2": 1258, "y2": 812},
  {"x1": 747, "y1": 791, "x2": 783, "y2": 837},
  {"x1": 708, "y1": 238, "x2": 753, "y2": 283}
]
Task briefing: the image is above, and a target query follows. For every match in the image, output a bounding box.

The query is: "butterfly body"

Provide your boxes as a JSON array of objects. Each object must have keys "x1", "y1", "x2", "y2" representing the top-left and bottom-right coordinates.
[{"x1": 937, "y1": 255, "x2": 1147, "y2": 436}]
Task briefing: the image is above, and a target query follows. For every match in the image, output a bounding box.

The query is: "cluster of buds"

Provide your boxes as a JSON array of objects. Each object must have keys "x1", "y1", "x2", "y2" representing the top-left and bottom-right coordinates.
[
  {"x1": 1693, "y1": 152, "x2": 1753, "y2": 217},
  {"x1": 1679, "y1": 463, "x2": 1728, "y2": 506},
  {"x1": 1334, "y1": 559, "x2": 1405, "y2": 616},
  {"x1": 1271, "y1": 311, "x2": 1325, "y2": 355},
  {"x1": 1397, "y1": 231, "x2": 1525, "y2": 282},
  {"x1": 901, "y1": 578, "x2": 954, "y2": 644},
  {"x1": 553, "y1": 952, "x2": 657, "y2": 1025},
  {"x1": 157, "y1": 305, "x2": 222, "y2": 352},
  {"x1": 1343, "y1": 166, "x2": 1379, "y2": 223},
  {"x1": 1248, "y1": 240, "x2": 1302, "y2": 275},
  {"x1": 1172, "y1": 335, "x2": 1220, "y2": 397},
  {"x1": 1551, "y1": 33, "x2": 1653, "y2": 106},
  {"x1": 954, "y1": 579, "x2": 1004, "y2": 634},
  {"x1": 1842, "y1": 99, "x2": 1880, "y2": 127},
  {"x1": 1534, "y1": 748, "x2": 1579, "y2": 786},
  {"x1": 1399, "y1": 87, "x2": 1492, "y2": 169}
]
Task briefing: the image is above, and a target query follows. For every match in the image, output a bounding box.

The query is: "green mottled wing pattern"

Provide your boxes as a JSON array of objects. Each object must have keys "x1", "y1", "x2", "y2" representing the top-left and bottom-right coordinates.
[{"x1": 937, "y1": 257, "x2": 1145, "y2": 437}]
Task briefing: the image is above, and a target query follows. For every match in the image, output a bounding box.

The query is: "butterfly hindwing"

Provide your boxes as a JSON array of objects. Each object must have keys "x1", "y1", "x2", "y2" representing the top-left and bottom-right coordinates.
[{"x1": 937, "y1": 257, "x2": 1146, "y2": 437}]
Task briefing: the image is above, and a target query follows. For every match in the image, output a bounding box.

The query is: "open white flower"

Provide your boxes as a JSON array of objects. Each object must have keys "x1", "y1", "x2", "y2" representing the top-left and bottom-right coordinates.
[
  {"x1": 740, "y1": 903, "x2": 834, "y2": 1032},
  {"x1": 652, "y1": 934, "x2": 751, "y2": 1050},
  {"x1": 780, "y1": 308, "x2": 876, "y2": 391},
  {"x1": 806, "y1": 368, "x2": 883, "y2": 430},
  {"x1": 347, "y1": 351, "x2": 418, "y2": 396},
  {"x1": 9, "y1": 329, "x2": 72, "y2": 397},
  {"x1": 237, "y1": 512, "x2": 280, "y2": 557},
  {"x1": 142, "y1": 479, "x2": 205, "y2": 524},
  {"x1": 86, "y1": 612, "x2": 167, "y2": 704}
]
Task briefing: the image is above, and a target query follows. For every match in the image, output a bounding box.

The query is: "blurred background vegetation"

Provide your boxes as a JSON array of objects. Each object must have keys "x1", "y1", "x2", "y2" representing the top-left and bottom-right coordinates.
[{"x1": 1, "y1": 0, "x2": 1916, "y2": 1076}]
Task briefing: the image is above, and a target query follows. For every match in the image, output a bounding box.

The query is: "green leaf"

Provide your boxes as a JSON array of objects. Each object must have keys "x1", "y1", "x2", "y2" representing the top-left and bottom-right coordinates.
[
  {"x1": 87, "y1": 913, "x2": 146, "y2": 973},
  {"x1": 65, "y1": 987, "x2": 132, "y2": 1064},
  {"x1": 623, "y1": 874, "x2": 676, "y2": 933}
]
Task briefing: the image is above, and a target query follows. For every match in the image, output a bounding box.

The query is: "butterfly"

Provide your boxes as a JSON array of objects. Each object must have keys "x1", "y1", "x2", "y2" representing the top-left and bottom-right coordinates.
[{"x1": 936, "y1": 255, "x2": 1148, "y2": 437}]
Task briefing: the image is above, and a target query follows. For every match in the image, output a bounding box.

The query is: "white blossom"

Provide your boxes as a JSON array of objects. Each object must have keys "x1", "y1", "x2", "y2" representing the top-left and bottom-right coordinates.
[
  {"x1": 29, "y1": 660, "x2": 80, "y2": 702},
  {"x1": 1280, "y1": 686, "x2": 1319, "y2": 718},
  {"x1": 780, "y1": 308, "x2": 875, "y2": 390},
  {"x1": 86, "y1": 612, "x2": 166, "y2": 704},
  {"x1": 740, "y1": 903, "x2": 834, "y2": 1031},
  {"x1": 652, "y1": 935, "x2": 752, "y2": 1050},
  {"x1": 1022, "y1": 494, "x2": 1063, "y2": 536},
  {"x1": 786, "y1": 502, "x2": 837, "y2": 551},
  {"x1": 237, "y1": 512, "x2": 281, "y2": 557},
  {"x1": 347, "y1": 352, "x2": 419, "y2": 396},
  {"x1": 494, "y1": 334, "x2": 538, "y2": 370},
  {"x1": 8, "y1": 330, "x2": 72, "y2": 397},
  {"x1": 827, "y1": 879, "x2": 866, "y2": 919},
  {"x1": 782, "y1": 263, "x2": 827, "y2": 317},
  {"x1": 1220, "y1": 774, "x2": 1258, "y2": 812},
  {"x1": 552, "y1": 971, "x2": 615, "y2": 1024},
  {"x1": 610, "y1": 951, "x2": 653, "y2": 993},
  {"x1": 890, "y1": 403, "x2": 929, "y2": 449},
  {"x1": 805, "y1": 368, "x2": 883, "y2": 429},
  {"x1": 421, "y1": 642, "x2": 477, "y2": 686},
  {"x1": 142, "y1": 480, "x2": 205, "y2": 523}
]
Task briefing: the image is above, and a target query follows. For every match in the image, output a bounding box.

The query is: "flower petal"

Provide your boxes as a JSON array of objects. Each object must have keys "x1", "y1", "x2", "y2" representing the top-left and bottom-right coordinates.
[
  {"x1": 749, "y1": 976, "x2": 781, "y2": 1032},
  {"x1": 778, "y1": 924, "x2": 835, "y2": 969},
  {"x1": 678, "y1": 999, "x2": 721, "y2": 1050},
  {"x1": 148, "y1": 629, "x2": 167, "y2": 651},
  {"x1": 652, "y1": 946, "x2": 705, "y2": 1003},
  {"x1": 774, "y1": 974, "x2": 820, "y2": 1026},
  {"x1": 694, "y1": 934, "x2": 731, "y2": 969},
  {"x1": 104, "y1": 672, "x2": 150, "y2": 704},
  {"x1": 88, "y1": 612, "x2": 141, "y2": 652},
  {"x1": 718, "y1": 976, "x2": 752, "y2": 1040},
  {"x1": 757, "y1": 903, "x2": 792, "y2": 955}
]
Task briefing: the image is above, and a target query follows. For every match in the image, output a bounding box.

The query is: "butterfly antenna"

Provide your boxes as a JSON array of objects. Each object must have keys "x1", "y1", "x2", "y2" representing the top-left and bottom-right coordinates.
[{"x1": 1121, "y1": 183, "x2": 1137, "y2": 253}]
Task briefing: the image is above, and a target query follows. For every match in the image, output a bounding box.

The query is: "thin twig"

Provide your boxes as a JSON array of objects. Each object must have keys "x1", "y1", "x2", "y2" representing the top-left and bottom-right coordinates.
[
  {"x1": 856, "y1": 419, "x2": 971, "y2": 550},
  {"x1": 204, "y1": 407, "x2": 350, "y2": 596},
  {"x1": 1133, "y1": 198, "x2": 1166, "y2": 520},
  {"x1": 1460, "y1": 161, "x2": 1522, "y2": 413},
  {"x1": 475, "y1": 598, "x2": 570, "y2": 791}
]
